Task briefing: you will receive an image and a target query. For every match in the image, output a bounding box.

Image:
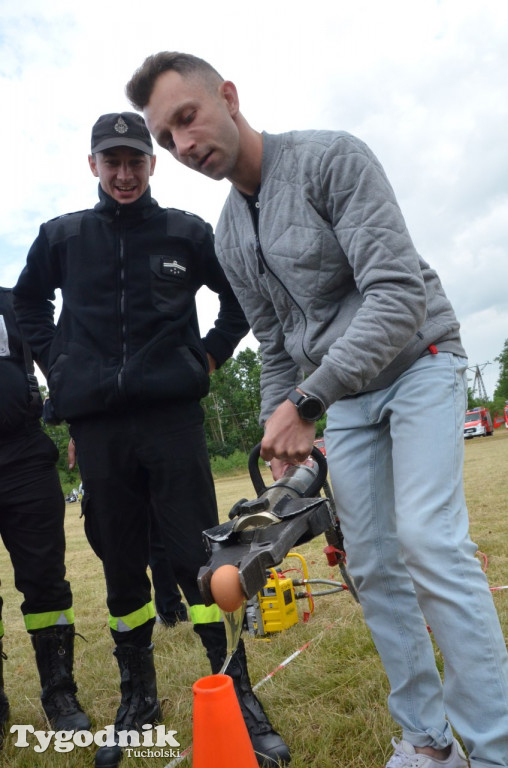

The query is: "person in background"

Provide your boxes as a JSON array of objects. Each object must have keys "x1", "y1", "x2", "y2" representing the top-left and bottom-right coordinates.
[
  {"x1": 0, "y1": 287, "x2": 89, "y2": 746},
  {"x1": 13, "y1": 112, "x2": 289, "y2": 768},
  {"x1": 125, "y1": 53, "x2": 508, "y2": 768}
]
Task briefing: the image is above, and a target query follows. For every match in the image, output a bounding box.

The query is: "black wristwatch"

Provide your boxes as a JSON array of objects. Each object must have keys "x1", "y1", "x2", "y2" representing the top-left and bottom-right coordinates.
[{"x1": 287, "y1": 389, "x2": 326, "y2": 422}]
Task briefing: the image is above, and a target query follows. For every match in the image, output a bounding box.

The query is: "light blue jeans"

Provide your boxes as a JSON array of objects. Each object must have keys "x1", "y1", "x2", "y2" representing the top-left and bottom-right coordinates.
[{"x1": 324, "y1": 353, "x2": 508, "y2": 767}]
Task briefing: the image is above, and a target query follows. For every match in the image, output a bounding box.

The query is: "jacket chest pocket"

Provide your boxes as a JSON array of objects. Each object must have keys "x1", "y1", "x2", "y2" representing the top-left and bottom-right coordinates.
[{"x1": 150, "y1": 253, "x2": 193, "y2": 316}]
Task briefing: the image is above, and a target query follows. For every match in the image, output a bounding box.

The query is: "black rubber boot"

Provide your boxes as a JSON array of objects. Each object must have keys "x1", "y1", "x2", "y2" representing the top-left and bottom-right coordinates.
[
  {"x1": 0, "y1": 639, "x2": 10, "y2": 749},
  {"x1": 95, "y1": 643, "x2": 161, "y2": 768},
  {"x1": 196, "y1": 624, "x2": 291, "y2": 767},
  {"x1": 32, "y1": 625, "x2": 90, "y2": 731}
]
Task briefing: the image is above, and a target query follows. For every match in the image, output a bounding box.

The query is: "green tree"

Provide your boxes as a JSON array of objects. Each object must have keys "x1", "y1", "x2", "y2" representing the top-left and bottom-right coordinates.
[
  {"x1": 467, "y1": 388, "x2": 489, "y2": 410},
  {"x1": 203, "y1": 348, "x2": 264, "y2": 457},
  {"x1": 492, "y1": 338, "x2": 508, "y2": 419},
  {"x1": 203, "y1": 348, "x2": 327, "y2": 458}
]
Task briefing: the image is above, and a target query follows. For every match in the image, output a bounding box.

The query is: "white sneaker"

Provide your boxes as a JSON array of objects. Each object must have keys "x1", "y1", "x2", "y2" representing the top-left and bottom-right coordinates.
[{"x1": 385, "y1": 737, "x2": 469, "y2": 768}]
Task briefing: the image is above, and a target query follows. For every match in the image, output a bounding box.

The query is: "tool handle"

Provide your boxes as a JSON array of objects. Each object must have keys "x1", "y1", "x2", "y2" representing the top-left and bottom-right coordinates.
[{"x1": 248, "y1": 443, "x2": 328, "y2": 497}]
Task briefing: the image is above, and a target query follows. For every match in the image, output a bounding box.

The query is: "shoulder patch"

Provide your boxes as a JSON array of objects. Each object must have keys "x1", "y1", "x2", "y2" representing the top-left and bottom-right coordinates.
[
  {"x1": 166, "y1": 206, "x2": 205, "y2": 223},
  {"x1": 44, "y1": 209, "x2": 88, "y2": 245},
  {"x1": 46, "y1": 209, "x2": 90, "y2": 224}
]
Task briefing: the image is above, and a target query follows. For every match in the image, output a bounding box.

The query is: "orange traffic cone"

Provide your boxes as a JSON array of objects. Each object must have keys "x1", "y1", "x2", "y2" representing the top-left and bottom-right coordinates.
[{"x1": 192, "y1": 673, "x2": 258, "y2": 768}]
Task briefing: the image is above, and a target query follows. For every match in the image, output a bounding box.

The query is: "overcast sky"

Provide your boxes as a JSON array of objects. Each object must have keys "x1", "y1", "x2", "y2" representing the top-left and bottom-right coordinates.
[{"x1": 1, "y1": 0, "x2": 506, "y2": 398}]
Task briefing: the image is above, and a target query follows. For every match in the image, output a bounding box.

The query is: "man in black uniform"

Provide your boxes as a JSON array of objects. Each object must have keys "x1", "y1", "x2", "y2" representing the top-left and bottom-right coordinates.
[
  {"x1": 0, "y1": 287, "x2": 90, "y2": 745},
  {"x1": 13, "y1": 113, "x2": 289, "y2": 768}
]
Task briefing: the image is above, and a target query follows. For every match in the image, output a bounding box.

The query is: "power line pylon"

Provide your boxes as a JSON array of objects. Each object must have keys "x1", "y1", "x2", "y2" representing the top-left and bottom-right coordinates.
[{"x1": 468, "y1": 363, "x2": 490, "y2": 401}]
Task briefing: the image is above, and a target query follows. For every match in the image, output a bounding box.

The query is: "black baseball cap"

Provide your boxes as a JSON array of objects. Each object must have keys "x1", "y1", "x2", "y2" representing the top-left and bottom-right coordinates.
[{"x1": 91, "y1": 112, "x2": 153, "y2": 155}]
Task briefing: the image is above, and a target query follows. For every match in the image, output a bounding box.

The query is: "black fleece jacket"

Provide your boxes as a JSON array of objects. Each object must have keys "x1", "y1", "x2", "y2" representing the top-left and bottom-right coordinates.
[{"x1": 13, "y1": 187, "x2": 249, "y2": 422}]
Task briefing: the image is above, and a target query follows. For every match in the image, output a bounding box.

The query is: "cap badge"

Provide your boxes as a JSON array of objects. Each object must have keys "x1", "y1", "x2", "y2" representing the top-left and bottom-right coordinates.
[{"x1": 114, "y1": 117, "x2": 128, "y2": 135}]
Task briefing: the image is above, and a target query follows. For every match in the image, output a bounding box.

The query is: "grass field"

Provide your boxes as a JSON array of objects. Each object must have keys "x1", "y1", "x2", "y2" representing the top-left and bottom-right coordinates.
[{"x1": 1, "y1": 430, "x2": 507, "y2": 767}]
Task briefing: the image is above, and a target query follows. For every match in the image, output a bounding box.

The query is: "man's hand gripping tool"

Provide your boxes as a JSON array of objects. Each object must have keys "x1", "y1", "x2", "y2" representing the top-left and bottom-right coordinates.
[{"x1": 198, "y1": 444, "x2": 336, "y2": 606}]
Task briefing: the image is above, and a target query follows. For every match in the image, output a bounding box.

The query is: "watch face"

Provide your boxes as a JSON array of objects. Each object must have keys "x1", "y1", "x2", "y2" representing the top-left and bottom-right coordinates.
[{"x1": 300, "y1": 396, "x2": 324, "y2": 421}]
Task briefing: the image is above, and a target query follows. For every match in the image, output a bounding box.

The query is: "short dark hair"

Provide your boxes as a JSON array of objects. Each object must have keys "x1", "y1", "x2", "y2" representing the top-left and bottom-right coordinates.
[{"x1": 126, "y1": 52, "x2": 224, "y2": 110}]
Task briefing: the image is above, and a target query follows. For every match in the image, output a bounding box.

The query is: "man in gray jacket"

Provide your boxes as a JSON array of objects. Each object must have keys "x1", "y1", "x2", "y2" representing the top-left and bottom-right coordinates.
[{"x1": 126, "y1": 53, "x2": 508, "y2": 768}]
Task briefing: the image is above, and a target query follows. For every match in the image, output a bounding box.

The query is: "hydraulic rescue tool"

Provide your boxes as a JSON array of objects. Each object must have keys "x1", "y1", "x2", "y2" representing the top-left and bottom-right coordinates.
[{"x1": 198, "y1": 444, "x2": 358, "y2": 609}]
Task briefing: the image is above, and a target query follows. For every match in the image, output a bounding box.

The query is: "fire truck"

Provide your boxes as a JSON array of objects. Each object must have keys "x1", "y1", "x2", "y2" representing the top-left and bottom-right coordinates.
[{"x1": 464, "y1": 407, "x2": 494, "y2": 439}]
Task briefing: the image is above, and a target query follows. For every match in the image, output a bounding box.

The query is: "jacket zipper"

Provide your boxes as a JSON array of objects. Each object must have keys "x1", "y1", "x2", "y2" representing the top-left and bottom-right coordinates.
[
  {"x1": 246, "y1": 198, "x2": 265, "y2": 275},
  {"x1": 116, "y1": 209, "x2": 128, "y2": 399},
  {"x1": 245, "y1": 197, "x2": 318, "y2": 367}
]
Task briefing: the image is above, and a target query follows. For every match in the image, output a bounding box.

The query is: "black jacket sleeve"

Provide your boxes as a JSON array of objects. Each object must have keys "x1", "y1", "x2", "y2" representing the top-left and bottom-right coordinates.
[
  {"x1": 0, "y1": 287, "x2": 42, "y2": 433},
  {"x1": 12, "y1": 224, "x2": 59, "y2": 377}
]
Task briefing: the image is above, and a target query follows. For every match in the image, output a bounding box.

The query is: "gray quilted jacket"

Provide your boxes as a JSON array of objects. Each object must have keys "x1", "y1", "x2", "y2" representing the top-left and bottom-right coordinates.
[{"x1": 215, "y1": 130, "x2": 466, "y2": 423}]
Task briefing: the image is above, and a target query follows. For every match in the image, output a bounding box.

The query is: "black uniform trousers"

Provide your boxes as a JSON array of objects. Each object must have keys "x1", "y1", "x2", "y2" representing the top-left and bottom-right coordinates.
[
  {"x1": 149, "y1": 511, "x2": 186, "y2": 620},
  {"x1": 0, "y1": 426, "x2": 71, "y2": 627},
  {"x1": 70, "y1": 401, "x2": 218, "y2": 634}
]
